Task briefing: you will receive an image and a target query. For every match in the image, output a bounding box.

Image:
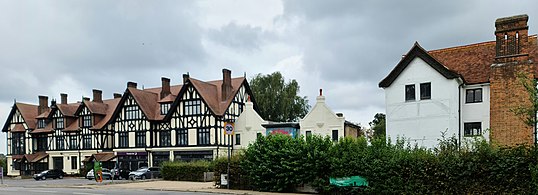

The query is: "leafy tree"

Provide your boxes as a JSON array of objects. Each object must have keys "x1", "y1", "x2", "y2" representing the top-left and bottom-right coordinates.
[
  {"x1": 369, "y1": 113, "x2": 386, "y2": 139},
  {"x1": 249, "y1": 72, "x2": 310, "y2": 122}
]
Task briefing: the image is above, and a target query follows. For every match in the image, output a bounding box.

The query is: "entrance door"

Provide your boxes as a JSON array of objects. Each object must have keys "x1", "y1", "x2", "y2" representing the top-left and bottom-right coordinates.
[{"x1": 53, "y1": 157, "x2": 64, "y2": 170}]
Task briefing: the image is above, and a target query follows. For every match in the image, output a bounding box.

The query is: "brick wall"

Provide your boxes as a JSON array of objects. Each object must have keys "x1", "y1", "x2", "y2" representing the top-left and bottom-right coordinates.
[{"x1": 490, "y1": 61, "x2": 534, "y2": 146}]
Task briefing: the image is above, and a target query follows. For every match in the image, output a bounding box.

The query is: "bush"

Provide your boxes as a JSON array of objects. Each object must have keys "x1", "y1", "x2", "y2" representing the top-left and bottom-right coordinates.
[
  {"x1": 213, "y1": 153, "x2": 250, "y2": 189},
  {"x1": 237, "y1": 134, "x2": 538, "y2": 194},
  {"x1": 161, "y1": 161, "x2": 212, "y2": 181}
]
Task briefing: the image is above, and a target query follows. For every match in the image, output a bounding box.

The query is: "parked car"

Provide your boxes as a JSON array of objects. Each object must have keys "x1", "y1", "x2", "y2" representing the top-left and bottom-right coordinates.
[
  {"x1": 33, "y1": 169, "x2": 65, "y2": 180},
  {"x1": 128, "y1": 167, "x2": 160, "y2": 180},
  {"x1": 86, "y1": 168, "x2": 113, "y2": 180},
  {"x1": 111, "y1": 168, "x2": 130, "y2": 180}
]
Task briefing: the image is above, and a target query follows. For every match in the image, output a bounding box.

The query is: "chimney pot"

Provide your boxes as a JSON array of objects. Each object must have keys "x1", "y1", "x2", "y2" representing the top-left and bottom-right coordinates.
[
  {"x1": 336, "y1": 113, "x2": 344, "y2": 117},
  {"x1": 60, "y1": 93, "x2": 68, "y2": 104},
  {"x1": 320, "y1": 89, "x2": 323, "y2": 96},
  {"x1": 127, "y1": 81, "x2": 137, "y2": 88},
  {"x1": 92, "y1": 89, "x2": 103, "y2": 103},
  {"x1": 113, "y1": 93, "x2": 122, "y2": 99},
  {"x1": 221, "y1": 69, "x2": 232, "y2": 100},
  {"x1": 183, "y1": 73, "x2": 190, "y2": 84},
  {"x1": 161, "y1": 77, "x2": 171, "y2": 99}
]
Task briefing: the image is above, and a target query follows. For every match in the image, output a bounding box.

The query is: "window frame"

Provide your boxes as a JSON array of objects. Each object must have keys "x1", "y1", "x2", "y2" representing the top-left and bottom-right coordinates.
[
  {"x1": 420, "y1": 82, "x2": 431, "y2": 100},
  {"x1": 465, "y1": 88, "x2": 483, "y2": 103},
  {"x1": 197, "y1": 128, "x2": 210, "y2": 146},
  {"x1": 82, "y1": 115, "x2": 92, "y2": 128},
  {"x1": 135, "y1": 131, "x2": 146, "y2": 147},
  {"x1": 55, "y1": 117, "x2": 64, "y2": 129},
  {"x1": 235, "y1": 134, "x2": 241, "y2": 145},
  {"x1": 176, "y1": 129, "x2": 188, "y2": 146},
  {"x1": 184, "y1": 100, "x2": 202, "y2": 116},
  {"x1": 332, "y1": 130, "x2": 339, "y2": 141},
  {"x1": 56, "y1": 136, "x2": 65, "y2": 150},
  {"x1": 119, "y1": 132, "x2": 129, "y2": 147},
  {"x1": 82, "y1": 135, "x2": 92, "y2": 149},
  {"x1": 160, "y1": 103, "x2": 171, "y2": 115},
  {"x1": 69, "y1": 135, "x2": 78, "y2": 150},
  {"x1": 405, "y1": 84, "x2": 416, "y2": 101},
  {"x1": 464, "y1": 122, "x2": 482, "y2": 137},
  {"x1": 38, "y1": 119, "x2": 46, "y2": 129},
  {"x1": 160, "y1": 131, "x2": 171, "y2": 147}
]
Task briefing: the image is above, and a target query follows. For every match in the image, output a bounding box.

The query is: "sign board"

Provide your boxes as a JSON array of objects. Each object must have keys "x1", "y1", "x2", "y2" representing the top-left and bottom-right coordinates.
[
  {"x1": 266, "y1": 127, "x2": 299, "y2": 138},
  {"x1": 221, "y1": 174, "x2": 228, "y2": 186},
  {"x1": 224, "y1": 122, "x2": 234, "y2": 135}
]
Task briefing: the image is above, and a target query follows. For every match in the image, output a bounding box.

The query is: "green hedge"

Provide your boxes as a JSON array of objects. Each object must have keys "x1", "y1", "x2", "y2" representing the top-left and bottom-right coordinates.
[
  {"x1": 213, "y1": 153, "x2": 251, "y2": 189},
  {"x1": 161, "y1": 161, "x2": 213, "y2": 181},
  {"x1": 236, "y1": 134, "x2": 538, "y2": 194}
]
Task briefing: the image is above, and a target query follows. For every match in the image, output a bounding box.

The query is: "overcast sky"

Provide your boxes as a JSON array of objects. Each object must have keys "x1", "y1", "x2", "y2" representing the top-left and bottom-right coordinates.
[{"x1": 0, "y1": 1, "x2": 537, "y2": 154}]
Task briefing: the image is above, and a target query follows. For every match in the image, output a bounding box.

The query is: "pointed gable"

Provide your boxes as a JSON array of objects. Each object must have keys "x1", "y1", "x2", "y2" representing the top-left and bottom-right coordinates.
[
  {"x1": 188, "y1": 77, "x2": 247, "y2": 116},
  {"x1": 379, "y1": 42, "x2": 461, "y2": 88},
  {"x1": 2, "y1": 103, "x2": 39, "y2": 132}
]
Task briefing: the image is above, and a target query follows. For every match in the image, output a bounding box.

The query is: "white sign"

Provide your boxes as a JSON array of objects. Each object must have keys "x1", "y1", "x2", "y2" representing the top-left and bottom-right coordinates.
[{"x1": 224, "y1": 122, "x2": 234, "y2": 135}]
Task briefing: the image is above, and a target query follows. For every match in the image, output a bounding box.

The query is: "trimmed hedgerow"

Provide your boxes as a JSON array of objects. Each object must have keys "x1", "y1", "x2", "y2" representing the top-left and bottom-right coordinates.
[
  {"x1": 231, "y1": 133, "x2": 538, "y2": 194},
  {"x1": 161, "y1": 160, "x2": 213, "y2": 181}
]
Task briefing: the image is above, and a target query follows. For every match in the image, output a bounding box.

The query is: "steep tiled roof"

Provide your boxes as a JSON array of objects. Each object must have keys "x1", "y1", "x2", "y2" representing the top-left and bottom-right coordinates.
[
  {"x1": 57, "y1": 103, "x2": 80, "y2": 117},
  {"x1": 190, "y1": 77, "x2": 246, "y2": 116},
  {"x1": 84, "y1": 100, "x2": 108, "y2": 115},
  {"x1": 91, "y1": 98, "x2": 121, "y2": 130},
  {"x1": 63, "y1": 118, "x2": 80, "y2": 132},
  {"x1": 15, "y1": 103, "x2": 38, "y2": 129},
  {"x1": 31, "y1": 122, "x2": 54, "y2": 134},
  {"x1": 129, "y1": 88, "x2": 160, "y2": 120},
  {"x1": 428, "y1": 35, "x2": 538, "y2": 84}
]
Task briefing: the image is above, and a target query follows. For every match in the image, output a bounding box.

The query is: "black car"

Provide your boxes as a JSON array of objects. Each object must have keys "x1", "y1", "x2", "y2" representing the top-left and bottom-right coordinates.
[{"x1": 33, "y1": 169, "x2": 65, "y2": 180}]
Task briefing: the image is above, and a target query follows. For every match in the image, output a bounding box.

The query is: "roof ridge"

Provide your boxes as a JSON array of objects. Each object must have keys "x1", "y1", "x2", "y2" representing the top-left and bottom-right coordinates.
[{"x1": 428, "y1": 40, "x2": 496, "y2": 53}]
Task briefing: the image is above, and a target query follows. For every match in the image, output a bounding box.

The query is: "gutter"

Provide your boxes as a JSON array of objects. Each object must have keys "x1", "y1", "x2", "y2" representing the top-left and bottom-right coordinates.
[{"x1": 458, "y1": 82, "x2": 463, "y2": 149}]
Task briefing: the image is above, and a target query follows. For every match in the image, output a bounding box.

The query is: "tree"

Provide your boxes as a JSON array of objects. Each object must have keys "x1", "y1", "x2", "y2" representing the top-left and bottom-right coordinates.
[
  {"x1": 249, "y1": 72, "x2": 310, "y2": 122},
  {"x1": 369, "y1": 113, "x2": 386, "y2": 139}
]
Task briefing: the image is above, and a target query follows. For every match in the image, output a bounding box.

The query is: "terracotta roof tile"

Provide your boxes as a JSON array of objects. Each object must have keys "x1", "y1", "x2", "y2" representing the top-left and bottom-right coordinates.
[
  {"x1": 91, "y1": 98, "x2": 121, "y2": 130},
  {"x1": 36, "y1": 109, "x2": 51, "y2": 119},
  {"x1": 23, "y1": 152, "x2": 48, "y2": 163},
  {"x1": 189, "y1": 77, "x2": 245, "y2": 116},
  {"x1": 63, "y1": 118, "x2": 80, "y2": 132},
  {"x1": 129, "y1": 88, "x2": 160, "y2": 120},
  {"x1": 428, "y1": 35, "x2": 538, "y2": 84},
  {"x1": 145, "y1": 84, "x2": 183, "y2": 96},
  {"x1": 157, "y1": 94, "x2": 176, "y2": 103},
  {"x1": 31, "y1": 123, "x2": 54, "y2": 134},
  {"x1": 83, "y1": 100, "x2": 108, "y2": 115},
  {"x1": 15, "y1": 103, "x2": 38, "y2": 129},
  {"x1": 56, "y1": 103, "x2": 80, "y2": 117}
]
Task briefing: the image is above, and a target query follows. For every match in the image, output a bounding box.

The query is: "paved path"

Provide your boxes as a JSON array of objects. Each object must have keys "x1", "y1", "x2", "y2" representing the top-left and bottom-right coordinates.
[{"x1": 0, "y1": 186, "x2": 219, "y2": 195}]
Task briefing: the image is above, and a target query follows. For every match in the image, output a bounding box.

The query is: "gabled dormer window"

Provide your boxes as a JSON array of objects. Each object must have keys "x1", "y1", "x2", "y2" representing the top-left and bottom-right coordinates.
[
  {"x1": 55, "y1": 117, "x2": 64, "y2": 129},
  {"x1": 38, "y1": 119, "x2": 46, "y2": 129},
  {"x1": 160, "y1": 103, "x2": 171, "y2": 115},
  {"x1": 82, "y1": 115, "x2": 92, "y2": 128},
  {"x1": 125, "y1": 105, "x2": 141, "y2": 120}
]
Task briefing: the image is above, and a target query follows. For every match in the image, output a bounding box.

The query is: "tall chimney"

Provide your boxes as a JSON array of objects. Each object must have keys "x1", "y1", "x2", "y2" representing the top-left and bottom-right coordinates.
[
  {"x1": 221, "y1": 69, "x2": 232, "y2": 100},
  {"x1": 92, "y1": 89, "x2": 103, "y2": 103},
  {"x1": 127, "y1": 81, "x2": 137, "y2": 89},
  {"x1": 38, "y1": 95, "x2": 48, "y2": 115},
  {"x1": 161, "y1": 77, "x2": 171, "y2": 99},
  {"x1": 495, "y1": 14, "x2": 529, "y2": 61},
  {"x1": 183, "y1": 73, "x2": 190, "y2": 84},
  {"x1": 60, "y1": 93, "x2": 68, "y2": 104},
  {"x1": 113, "y1": 93, "x2": 122, "y2": 99}
]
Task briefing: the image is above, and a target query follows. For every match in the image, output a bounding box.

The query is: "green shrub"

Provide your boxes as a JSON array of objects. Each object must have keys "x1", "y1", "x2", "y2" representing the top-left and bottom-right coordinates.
[
  {"x1": 213, "y1": 153, "x2": 250, "y2": 189},
  {"x1": 161, "y1": 160, "x2": 212, "y2": 181},
  {"x1": 238, "y1": 134, "x2": 538, "y2": 194}
]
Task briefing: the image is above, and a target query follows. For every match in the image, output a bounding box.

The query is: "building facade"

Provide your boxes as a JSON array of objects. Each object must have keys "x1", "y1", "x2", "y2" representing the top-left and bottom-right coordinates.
[
  {"x1": 2, "y1": 69, "x2": 256, "y2": 176},
  {"x1": 379, "y1": 14, "x2": 537, "y2": 148}
]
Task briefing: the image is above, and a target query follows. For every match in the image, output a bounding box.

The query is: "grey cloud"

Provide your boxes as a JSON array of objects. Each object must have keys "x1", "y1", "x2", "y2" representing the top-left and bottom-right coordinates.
[{"x1": 207, "y1": 22, "x2": 264, "y2": 52}]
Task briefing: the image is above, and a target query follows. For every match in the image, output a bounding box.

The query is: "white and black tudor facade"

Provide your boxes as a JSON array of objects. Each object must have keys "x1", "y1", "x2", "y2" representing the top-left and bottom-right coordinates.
[{"x1": 2, "y1": 69, "x2": 256, "y2": 176}]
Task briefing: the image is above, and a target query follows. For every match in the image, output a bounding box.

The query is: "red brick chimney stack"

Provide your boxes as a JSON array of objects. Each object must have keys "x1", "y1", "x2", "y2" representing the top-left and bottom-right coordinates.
[
  {"x1": 222, "y1": 69, "x2": 232, "y2": 100},
  {"x1": 161, "y1": 77, "x2": 171, "y2": 99},
  {"x1": 127, "y1": 81, "x2": 137, "y2": 89},
  {"x1": 60, "y1": 93, "x2": 68, "y2": 104},
  {"x1": 92, "y1": 89, "x2": 103, "y2": 103},
  {"x1": 38, "y1": 95, "x2": 48, "y2": 115}
]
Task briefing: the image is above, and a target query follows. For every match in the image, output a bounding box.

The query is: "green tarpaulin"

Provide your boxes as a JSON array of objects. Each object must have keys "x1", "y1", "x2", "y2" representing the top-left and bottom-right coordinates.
[{"x1": 330, "y1": 176, "x2": 368, "y2": 187}]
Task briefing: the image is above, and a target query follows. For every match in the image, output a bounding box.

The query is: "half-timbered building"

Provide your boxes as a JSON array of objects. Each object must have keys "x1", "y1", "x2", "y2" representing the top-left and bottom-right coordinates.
[{"x1": 2, "y1": 68, "x2": 257, "y2": 176}]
